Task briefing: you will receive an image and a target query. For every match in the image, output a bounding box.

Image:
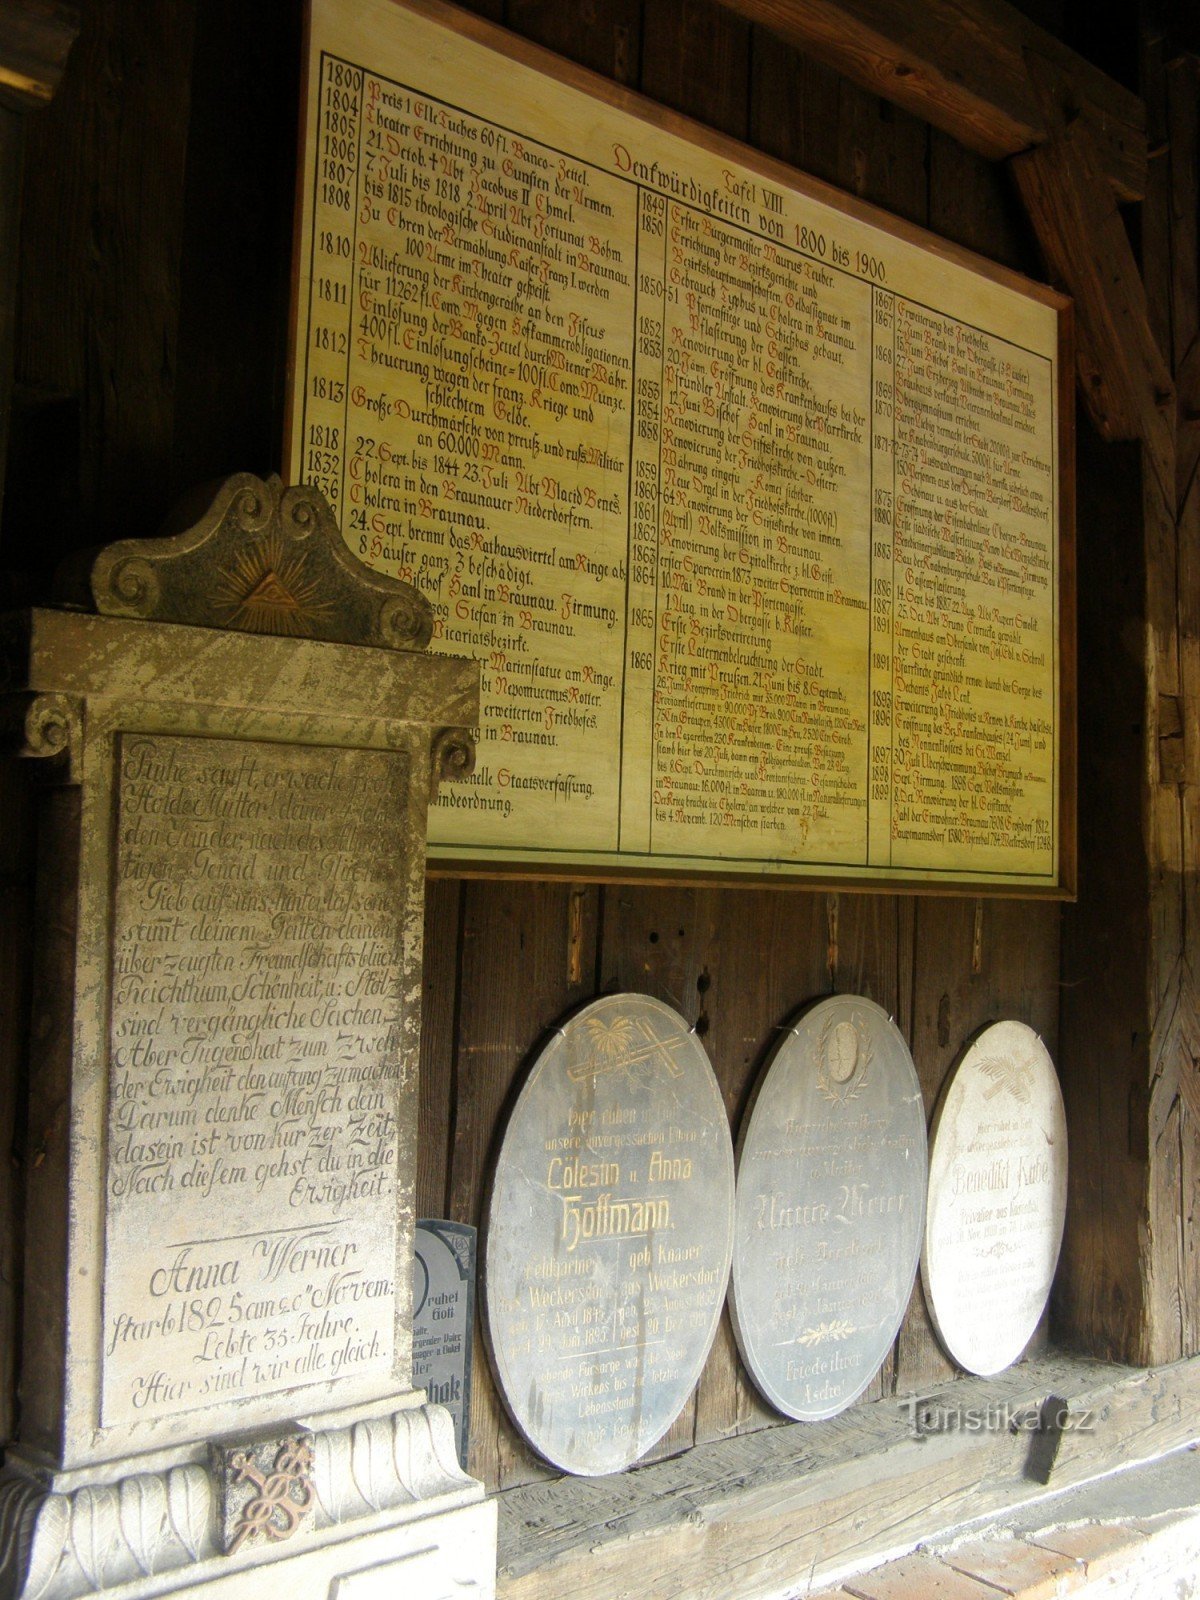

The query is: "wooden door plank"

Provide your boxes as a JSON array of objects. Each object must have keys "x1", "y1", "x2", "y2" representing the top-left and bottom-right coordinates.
[
  {"x1": 928, "y1": 130, "x2": 1030, "y2": 273},
  {"x1": 695, "y1": 887, "x2": 830, "y2": 1443},
  {"x1": 170, "y1": 0, "x2": 301, "y2": 500},
  {"x1": 750, "y1": 23, "x2": 928, "y2": 223},
  {"x1": 506, "y1": 0, "x2": 640, "y2": 84},
  {"x1": 1141, "y1": 32, "x2": 1173, "y2": 367},
  {"x1": 449, "y1": 879, "x2": 599, "y2": 1490},
  {"x1": 1183, "y1": 1084, "x2": 1200, "y2": 1357},
  {"x1": 1168, "y1": 58, "x2": 1199, "y2": 377},
  {"x1": 1056, "y1": 414, "x2": 1151, "y2": 1362},
  {"x1": 598, "y1": 882, "x2": 708, "y2": 1463},
  {"x1": 642, "y1": 0, "x2": 751, "y2": 142},
  {"x1": 1147, "y1": 1094, "x2": 1185, "y2": 1364},
  {"x1": 13, "y1": 0, "x2": 198, "y2": 560},
  {"x1": 417, "y1": 877, "x2": 463, "y2": 1218}
]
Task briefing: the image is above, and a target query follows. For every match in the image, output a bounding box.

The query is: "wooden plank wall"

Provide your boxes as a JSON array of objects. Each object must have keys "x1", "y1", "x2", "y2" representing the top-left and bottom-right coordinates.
[
  {"x1": 1051, "y1": 25, "x2": 1200, "y2": 1369},
  {"x1": 1, "y1": 0, "x2": 1066, "y2": 1480}
]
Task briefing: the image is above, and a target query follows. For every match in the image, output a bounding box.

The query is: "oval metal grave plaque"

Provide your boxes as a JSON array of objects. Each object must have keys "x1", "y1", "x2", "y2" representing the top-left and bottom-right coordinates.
[
  {"x1": 730, "y1": 995, "x2": 926, "y2": 1420},
  {"x1": 922, "y1": 1020, "x2": 1067, "y2": 1376},
  {"x1": 484, "y1": 993, "x2": 734, "y2": 1475}
]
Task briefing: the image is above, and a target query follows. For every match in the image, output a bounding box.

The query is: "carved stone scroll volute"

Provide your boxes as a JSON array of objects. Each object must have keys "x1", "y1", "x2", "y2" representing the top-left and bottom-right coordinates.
[
  {"x1": 430, "y1": 725, "x2": 477, "y2": 799},
  {"x1": 0, "y1": 692, "x2": 82, "y2": 781}
]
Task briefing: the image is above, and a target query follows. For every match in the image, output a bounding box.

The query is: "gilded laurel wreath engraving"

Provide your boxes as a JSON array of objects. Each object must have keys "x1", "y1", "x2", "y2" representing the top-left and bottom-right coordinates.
[
  {"x1": 225, "y1": 1436, "x2": 315, "y2": 1553},
  {"x1": 796, "y1": 1319, "x2": 857, "y2": 1346},
  {"x1": 816, "y1": 1013, "x2": 873, "y2": 1106}
]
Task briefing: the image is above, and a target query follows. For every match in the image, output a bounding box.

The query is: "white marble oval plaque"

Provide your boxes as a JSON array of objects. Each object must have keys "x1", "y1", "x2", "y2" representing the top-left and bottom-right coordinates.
[
  {"x1": 730, "y1": 995, "x2": 926, "y2": 1420},
  {"x1": 484, "y1": 994, "x2": 734, "y2": 1475},
  {"x1": 922, "y1": 1021, "x2": 1067, "y2": 1376}
]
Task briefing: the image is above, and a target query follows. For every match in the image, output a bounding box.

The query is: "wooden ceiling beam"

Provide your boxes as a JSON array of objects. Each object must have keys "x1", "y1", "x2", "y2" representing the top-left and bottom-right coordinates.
[
  {"x1": 0, "y1": 1, "x2": 79, "y2": 114},
  {"x1": 715, "y1": 0, "x2": 1147, "y2": 201},
  {"x1": 1011, "y1": 114, "x2": 1174, "y2": 504}
]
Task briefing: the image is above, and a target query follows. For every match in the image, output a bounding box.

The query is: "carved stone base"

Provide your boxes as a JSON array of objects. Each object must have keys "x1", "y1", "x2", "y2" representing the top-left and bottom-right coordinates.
[{"x1": 0, "y1": 1404, "x2": 495, "y2": 1600}]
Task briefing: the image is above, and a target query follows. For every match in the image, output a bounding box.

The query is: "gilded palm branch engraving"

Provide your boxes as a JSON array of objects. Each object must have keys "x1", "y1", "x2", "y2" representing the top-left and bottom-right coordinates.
[{"x1": 569, "y1": 1012, "x2": 689, "y2": 1084}]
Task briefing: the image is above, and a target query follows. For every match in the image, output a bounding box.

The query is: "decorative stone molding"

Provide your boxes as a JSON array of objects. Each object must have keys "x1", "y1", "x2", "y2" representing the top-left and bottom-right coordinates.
[
  {"x1": 0, "y1": 692, "x2": 82, "y2": 780},
  {"x1": 0, "y1": 1407, "x2": 472, "y2": 1599},
  {"x1": 0, "y1": 1464, "x2": 212, "y2": 1600},
  {"x1": 57, "y1": 474, "x2": 433, "y2": 653},
  {"x1": 430, "y1": 726, "x2": 477, "y2": 799}
]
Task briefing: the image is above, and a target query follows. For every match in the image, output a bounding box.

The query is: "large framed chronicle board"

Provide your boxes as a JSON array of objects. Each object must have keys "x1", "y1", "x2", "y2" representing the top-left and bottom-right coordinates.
[{"x1": 287, "y1": 0, "x2": 1075, "y2": 893}]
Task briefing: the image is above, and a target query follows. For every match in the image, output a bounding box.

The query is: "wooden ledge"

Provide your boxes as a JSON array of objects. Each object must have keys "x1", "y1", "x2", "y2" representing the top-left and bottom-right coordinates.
[
  {"x1": 818, "y1": 1433, "x2": 1200, "y2": 1596},
  {"x1": 496, "y1": 1352, "x2": 1200, "y2": 1599}
]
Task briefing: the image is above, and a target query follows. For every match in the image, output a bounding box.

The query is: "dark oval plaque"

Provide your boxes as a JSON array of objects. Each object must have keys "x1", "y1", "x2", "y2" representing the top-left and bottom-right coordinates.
[
  {"x1": 730, "y1": 995, "x2": 926, "y2": 1420},
  {"x1": 484, "y1": 994, "x2": 734, "y2": 1475},
  {"x1": 922, "y1": 1020, "x2": 1067, "y2": 1376}
]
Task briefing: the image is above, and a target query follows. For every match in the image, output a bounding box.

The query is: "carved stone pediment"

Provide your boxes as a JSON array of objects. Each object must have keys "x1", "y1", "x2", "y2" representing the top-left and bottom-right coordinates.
[{"x1": 57, "y1": 473, "x2": 433, "y2": 653}]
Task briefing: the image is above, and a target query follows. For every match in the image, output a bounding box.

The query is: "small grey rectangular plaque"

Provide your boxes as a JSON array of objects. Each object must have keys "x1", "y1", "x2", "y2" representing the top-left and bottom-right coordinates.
[{"x1": 413, "y1": 1220, "x2": 476, "y2": 1468}]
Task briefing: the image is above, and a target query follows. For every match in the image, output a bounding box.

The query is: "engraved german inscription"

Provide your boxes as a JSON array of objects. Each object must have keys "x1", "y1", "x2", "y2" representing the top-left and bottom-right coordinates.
[
  {"x1": 922, "y1": 1020, "x2": 1067, "y2": 1376},
  {"x1": 413, "y1": 1220, "x2": 476, "y2": 1468},
  {"x1": 484, "y1": 994, "x2": 734, "y2": 1474},
  {"x1": 731, "y1": 996, "x2": 926, "y2": 1419},
  {"x1": 103, "y1": 734, "x2": 409, "y2": 1426}
]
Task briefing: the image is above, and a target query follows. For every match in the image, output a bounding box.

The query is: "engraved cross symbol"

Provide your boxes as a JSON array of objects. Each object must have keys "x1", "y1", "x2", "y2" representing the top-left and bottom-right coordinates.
[{"x1": 569, "y1": 1014, "x2": 688, "y2": 1084}]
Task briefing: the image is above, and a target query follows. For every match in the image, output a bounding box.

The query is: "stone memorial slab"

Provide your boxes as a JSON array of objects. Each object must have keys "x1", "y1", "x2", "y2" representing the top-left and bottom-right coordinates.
[
  {"x1": 413, "y1": 1221, "x2": 476, "y2": 1469},
  {"x1": 730, "y1": 995, "x2": 926, "y2": 1420},
  {"x1": 105, "y1": 733, "x2": 405, "y2": 1428},
  {"x1": 0, "y1": 474, "x2": 497, "y2": 1600},
  {"x1": 922, "y1": 1020, "x2": 1067, "y2": 1376},
  {"x1": 484, "y1": 994, "x2": 734, "y2": 1475}
]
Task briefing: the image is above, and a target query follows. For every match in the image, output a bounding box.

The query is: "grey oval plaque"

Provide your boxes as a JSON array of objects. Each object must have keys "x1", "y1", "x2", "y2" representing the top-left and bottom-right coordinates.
[
  {"x1": 484, "y1": 994, "x2": 734, "y2": 1475},
  {"x1": 922, "y1": 1020, "x2": 1067, "y2": 1376},
  {"x1": 730, "y1": 995, "x2": 926, "y2": 1420}
]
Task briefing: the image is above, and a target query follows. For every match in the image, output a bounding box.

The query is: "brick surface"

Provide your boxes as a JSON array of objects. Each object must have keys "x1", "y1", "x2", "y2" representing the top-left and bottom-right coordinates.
[
  {"x1": 941, "y1": 1535, "x2": 1086, "y2": 1597},
  {"x1": 1027, "y1": 1522, "x2": 1147, "y2": 1579},
  {"x1": 843, "y1": 1552, "x2": 1006, "y2": 1599}
]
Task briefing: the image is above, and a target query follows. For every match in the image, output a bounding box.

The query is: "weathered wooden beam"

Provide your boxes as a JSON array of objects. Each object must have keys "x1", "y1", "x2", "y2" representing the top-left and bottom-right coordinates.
[
  {"x1": 498, "y1": 1353, "x2": 1200, "y2": 1600},
  {"x1": 715, "y1": 0, "x2": 1147, "y2": 200},
  {"x1": 1011, "y1": 118, "x2": 1176, "y2": 510},
  {"x1": 1180, "y1": 336, "x2": 1200, "y2": 518},
  {"x1": 0, "y1": 1, "x2": 78, "y2": 113}
]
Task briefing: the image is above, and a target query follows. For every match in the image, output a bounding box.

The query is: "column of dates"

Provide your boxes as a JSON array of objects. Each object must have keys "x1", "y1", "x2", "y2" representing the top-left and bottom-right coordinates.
[
  {"x1": 299, "y1": 56, "x2": 362, "y2": 523},
  {"x1": 867, "y1": 288, "x2": 896, "y2": 866},
  {"x1": 620, "y1": 189, "x2": 668, "y2": 853}
]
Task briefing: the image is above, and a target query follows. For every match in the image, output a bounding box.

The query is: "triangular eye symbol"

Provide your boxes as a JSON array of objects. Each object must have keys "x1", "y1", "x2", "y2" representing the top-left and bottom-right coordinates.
[{"x1": 239, "y1": 571, "x2": 297, "y2": 612}]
